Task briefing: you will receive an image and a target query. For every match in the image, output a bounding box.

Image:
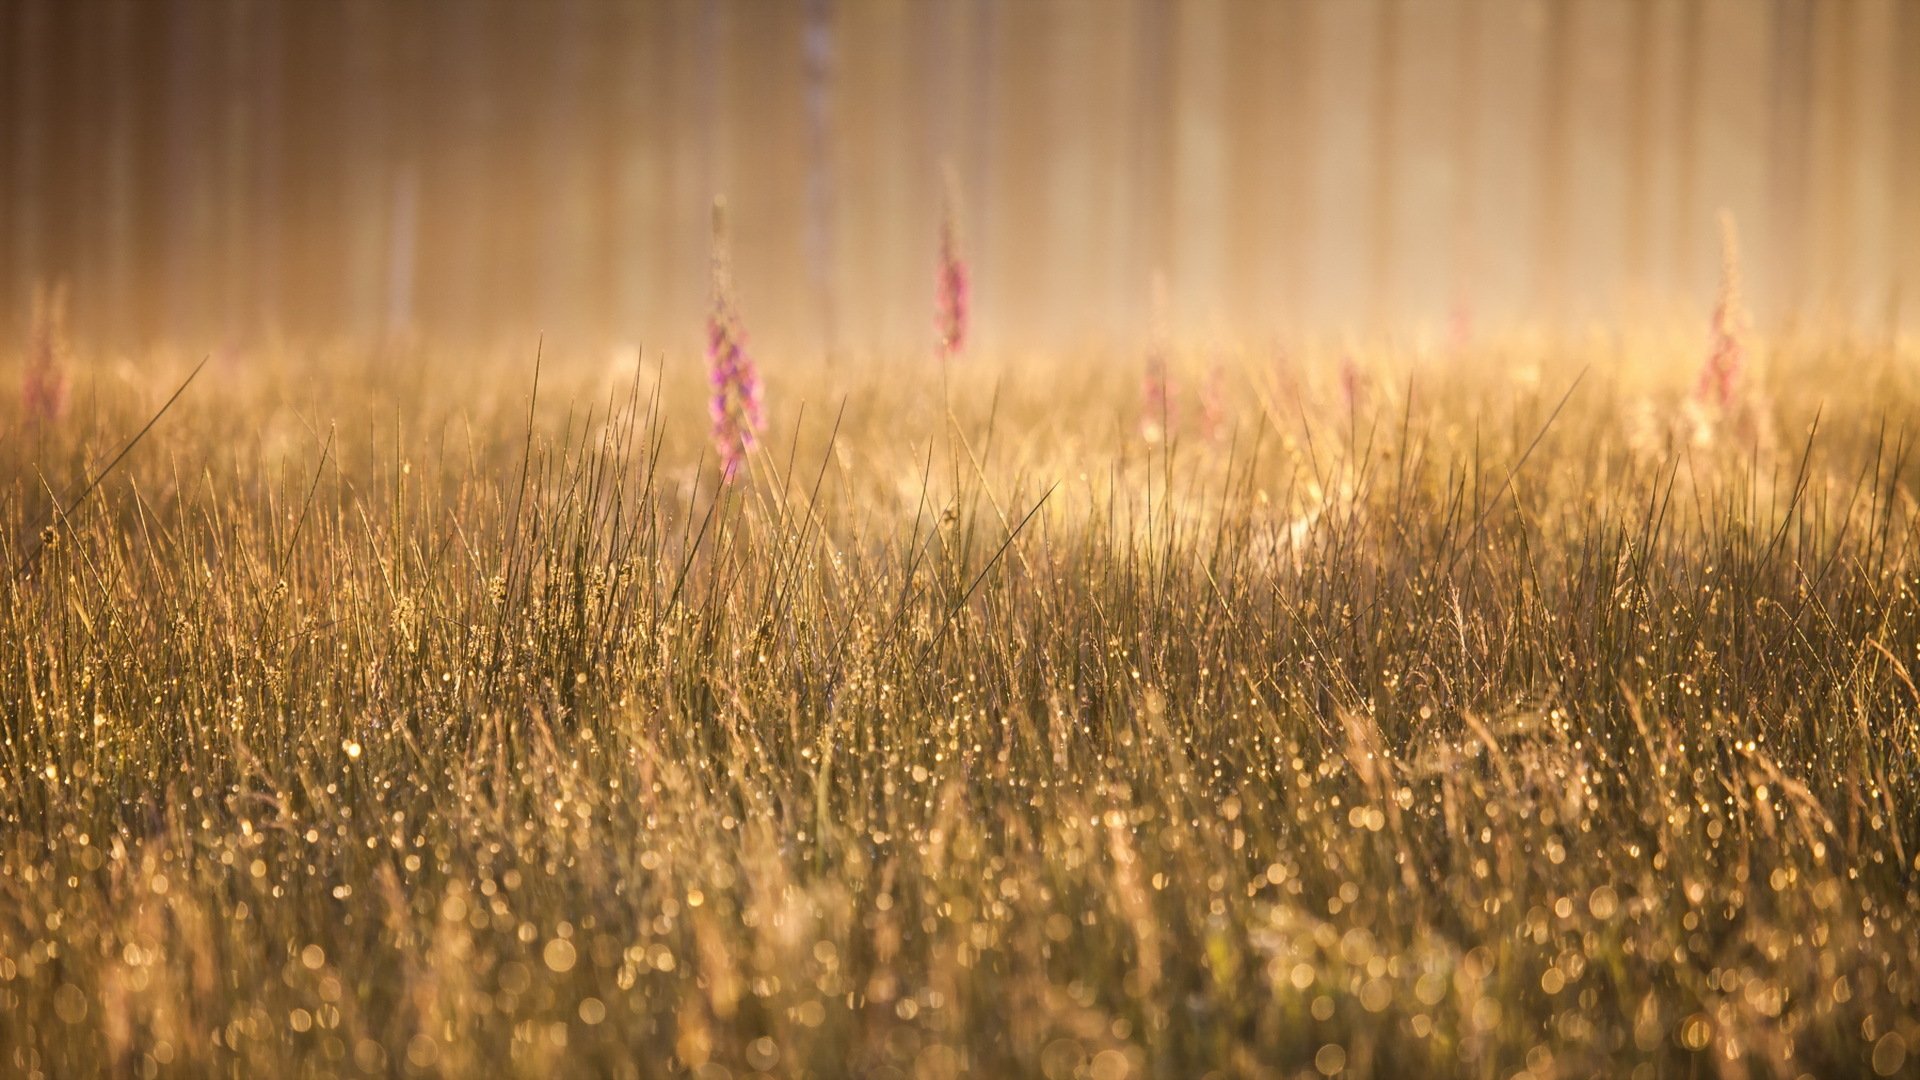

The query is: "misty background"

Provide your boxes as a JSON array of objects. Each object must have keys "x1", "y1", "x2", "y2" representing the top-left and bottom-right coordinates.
[{"x1": 4, "y1": 0, "x2": 1918, "y2": 358}]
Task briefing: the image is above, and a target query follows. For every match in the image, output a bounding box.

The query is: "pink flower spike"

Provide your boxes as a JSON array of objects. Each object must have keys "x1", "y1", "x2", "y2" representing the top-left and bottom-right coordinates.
[
  {"x1": 706, "y1": 199, "x2": 765, "y2": 482},
  {"x1": 1695, "y1": 212, "x2": 1746, "y2": 410},
  {"x1": 1339, "y1": 350, "x2": 1363, "y2": 415},
  {"x1": 934, "y1": 173, "x2": 970, "y2": 362}
]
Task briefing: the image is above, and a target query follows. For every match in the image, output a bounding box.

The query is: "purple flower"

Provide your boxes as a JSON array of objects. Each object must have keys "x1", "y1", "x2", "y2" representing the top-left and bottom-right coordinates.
[
  {"x1": 1697, "y1": 303, "x2": 1743, "y2": 409},
  {"x1": 1339, "y1": 350, "x2": 1363, "y2": 414},
  {"x1": 1696, "y1": 213, "x2": 1745, "y2": 410},
  {"x1": 707, "y1": 200, "x2": 764, "y2": 481},
  {"x1": 934, "y1": 192, "x2": 969, "y2": 361}
]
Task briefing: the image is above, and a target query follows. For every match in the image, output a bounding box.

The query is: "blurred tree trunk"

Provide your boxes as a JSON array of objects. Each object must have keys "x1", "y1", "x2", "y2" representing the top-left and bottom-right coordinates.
[
  {"x1": 54, "y1": 4, "x2": 101, "y2": 337},
  {"x1": 536, "y1": 0, "x2": 591, "y2": 343},
  {"x1": 57, "y1": 1, "x2": 104, "y2": 339},
  {"x1": 126, "y1": 2, "x2": 171, "y2": 344},
  {"x1": 340, "y1": 4, "x2": 388, "y2": 341},
  {"x1": 1449, "y1": 0, "x2": 1480, "y2": 318},
  {"x1": 870, "y1": 2, "x2": 918, "y2": 349},
  {"x1": 250, "y1": 0, "x2": 286, "y2": 340},
  {"x1": 661, "y1": 0, "x2": 720, "y2": 338},
  {"x1": 1814, "y1": 0, "x2": 1858, "y2": 315},
  {"x1": 217, "y1": 0, "x2": 253, "y2": 342},
  {"x1": 1227, "y1": 6, "x2": 1275, "y2": 333},
  {"x1": 1768, "y1": 0, "x2": 1813, "y2": 322},
  {"x1": 103, "y1": 0, "x2": 137, "y2": 345},
  {"x1": 1897, "y1": 0, "x2": 1920, "y2": 334},
  {"x1": 1621, "y1": 0, "x2": 1656, "y2": 305},
  {"x1": 1128, "y1": 0, "x2": 1176, "y2": 337},
  {"x1": 165, "y1": 0, "x2": 213, "y2": 341},
  {"x1": 421, "y1": 2, "x2": 488, "y2": 343},
  {"x1": 1532, "y1": 0, "x2": 1572, "y2": 320},
  {"x1": 0, "y1": 7, "x2": 13, "y2": 341},
  {"x1": 964, "y1": 0, "x2": 996, "y2": 347},
  {"x1": 1670, "y1": 0, "x2": 1705, "y2": 296},
  {"x1": 1275, "y1": 1, "x2": 1320, "y2": 330},
  {"x1": 381, "y1": 3, "x2": 426, "y2": 342},
  {"x1": 9, "y1": 1, "x2": 50, "y2": 337},
  {"x1": 1056, "y1": 4, "x2": 1131, "y2": 344},
  {"x1": 604, "y1": 4, "x2": 654, "y2": 350},
  {"x1": 284, "y1": 5, "x2": 349, "y2": 342},
  {"x1": 1367, "y1": 0, "x2": 1402, "y2": 324},
  {"x1": 991, "y1": 1, "x2": 1050, "y2": 344},
  {"x1": 803, "y1": 0, "x2": 837, "y2": 352},
  {"x1": 1171, "y1": 0, "x2": 1227, "y2": 334}
]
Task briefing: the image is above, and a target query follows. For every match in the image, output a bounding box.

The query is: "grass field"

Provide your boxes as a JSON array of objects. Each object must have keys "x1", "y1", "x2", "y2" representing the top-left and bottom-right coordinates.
[{"x1": 2, "y1": 331, "x2": 1918, "y2": 1078}]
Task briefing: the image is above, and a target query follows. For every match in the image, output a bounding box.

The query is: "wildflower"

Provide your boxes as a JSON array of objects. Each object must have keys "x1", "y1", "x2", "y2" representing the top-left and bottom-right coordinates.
[
  {"x1": 706, "y1": 198, "x2": 764, "y2": 482},
  {"x1": 1696, "y1": 211, "x2": 1746, "y2": 409},
  {"x1": 1339, "y1": 349, "x2": 1363, "y2": 414},
  {"x1": 934, "y1": 174, "x2": 970, "y2": 362},
  {"x1": 23, "y1": 281, "x2": 71, "y2": 423}
]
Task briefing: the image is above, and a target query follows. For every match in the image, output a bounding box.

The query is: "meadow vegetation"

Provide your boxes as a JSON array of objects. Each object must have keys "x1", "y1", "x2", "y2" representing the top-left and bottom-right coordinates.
[{"x1": 1, "y1": 330, "x2": 1917, "y2": 1078}]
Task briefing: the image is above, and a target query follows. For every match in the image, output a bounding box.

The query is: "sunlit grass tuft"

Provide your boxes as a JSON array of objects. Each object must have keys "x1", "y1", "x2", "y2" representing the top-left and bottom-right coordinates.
[{"x1": 1, "y1": 331, "x2": 1917, "y2": 1078}]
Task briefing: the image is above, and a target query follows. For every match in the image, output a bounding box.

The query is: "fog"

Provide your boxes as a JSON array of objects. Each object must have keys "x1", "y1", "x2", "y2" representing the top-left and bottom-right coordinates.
[{"x1": 4, "y1": 0, "x2": 1917, "y2": 355}]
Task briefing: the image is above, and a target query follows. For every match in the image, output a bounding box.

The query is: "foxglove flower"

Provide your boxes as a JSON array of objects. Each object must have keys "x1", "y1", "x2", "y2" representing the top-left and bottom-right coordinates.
[
  {"x1": 1339, "y1": 349, "x2": 1363, "y2": 414},
  {"x1": 707, "y1": 200, "x2": 764, "y2": 482},
  {"x1": 1696, "y1": 212, "x2": 1745, "y2": 409},
  {"x1": 934, "y1": 183, "x2": 969, "y2": 361}
]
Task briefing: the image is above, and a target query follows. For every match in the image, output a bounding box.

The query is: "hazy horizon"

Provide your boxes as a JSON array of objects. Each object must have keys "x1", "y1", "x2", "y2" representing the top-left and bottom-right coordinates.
[{"x1": 4, "y1": 0, "x2": 1918, "y2": 358}]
